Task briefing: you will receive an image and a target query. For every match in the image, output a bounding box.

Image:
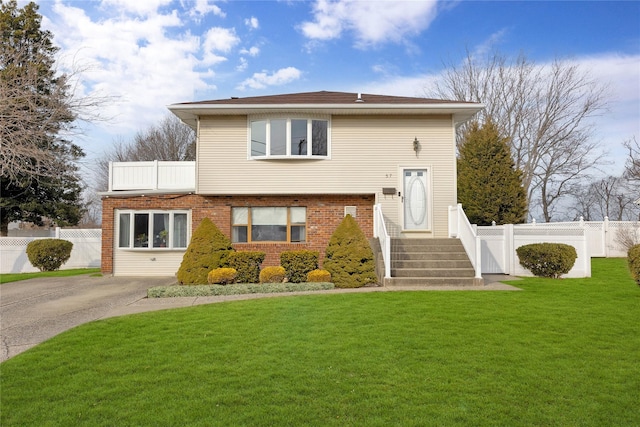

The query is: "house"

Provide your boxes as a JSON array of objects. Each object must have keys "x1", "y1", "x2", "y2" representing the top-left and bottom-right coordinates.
[{"x1": 100, "y1": 91, "x2": 483, "y2": 281}]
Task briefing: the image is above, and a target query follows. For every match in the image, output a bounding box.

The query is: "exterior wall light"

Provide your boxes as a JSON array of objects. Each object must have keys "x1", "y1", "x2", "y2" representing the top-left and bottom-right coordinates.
[{"x1": 413, "y1": 137, "x2": 420, "y2": 157}]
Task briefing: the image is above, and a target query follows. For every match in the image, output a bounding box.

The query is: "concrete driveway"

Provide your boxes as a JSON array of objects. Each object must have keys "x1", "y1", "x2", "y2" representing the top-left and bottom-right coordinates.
[{"x1": 0, "y1": 275, "x2": 175, "y2": 362}]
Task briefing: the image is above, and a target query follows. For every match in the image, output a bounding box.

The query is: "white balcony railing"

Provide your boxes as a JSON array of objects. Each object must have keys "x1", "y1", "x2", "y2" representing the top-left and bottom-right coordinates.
[{"x1": 108, "y1": 161, "x2": 196, "y2": 192}]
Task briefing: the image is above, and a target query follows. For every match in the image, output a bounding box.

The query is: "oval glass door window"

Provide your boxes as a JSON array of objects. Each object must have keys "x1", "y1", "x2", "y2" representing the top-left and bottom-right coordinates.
[{"x1": 403, "y1": 169, "x2": 428, "y2": 230}]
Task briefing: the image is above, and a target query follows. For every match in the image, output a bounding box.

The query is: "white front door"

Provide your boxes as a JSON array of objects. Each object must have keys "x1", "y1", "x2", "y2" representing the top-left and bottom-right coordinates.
[{"x1": 403, "y1": 168, "x2": 429, "y2": 231}]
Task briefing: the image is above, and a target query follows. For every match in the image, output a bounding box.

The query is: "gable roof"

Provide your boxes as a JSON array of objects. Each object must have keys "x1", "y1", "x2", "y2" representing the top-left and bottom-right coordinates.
[{"x1": 168, "y1": 90, "x2": 484, "y2": 128}]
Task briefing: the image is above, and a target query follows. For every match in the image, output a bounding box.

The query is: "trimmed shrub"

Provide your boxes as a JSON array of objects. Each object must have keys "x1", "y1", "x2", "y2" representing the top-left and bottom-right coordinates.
[
  {"x1": 228, "y1": 251, "x2": 265, "y2": 283},
  {"x1": 323, "y1": 214, "x2": 377, "y2": 288},
  {"x1": 516, "y1": 243, "x2": 577, "y2": 278},
  {"x1": 307, "y1": 269, "x2": 331, "y2": 283},
  {"x1": 259, "y1": 266, "x2": 286, "y2": 284},
  {"x1": 280, "y1": 250, "x2": 319, "y2": 283},
  {"x1": 628, "y1": 244, "x2": 640, "y2": 285},
  {"x1": 207, "y1": 268, "x2": 237, "y2": 285},
  {"x1": 177, "y1": 218, "x2": 234, "y2": 285},
  {"x1": 26, "y1": 239, "x2": 73, "y2": 272}
]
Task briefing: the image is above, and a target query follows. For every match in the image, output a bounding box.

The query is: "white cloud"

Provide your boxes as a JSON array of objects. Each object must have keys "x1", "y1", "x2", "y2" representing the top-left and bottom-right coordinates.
[
  {"x1": 186, "y1": 0, "x2": 226, "y2": 20},
  {"x1": 101, "y1": 0, "x2": 173, "y2": 16},
  {"x1": 245, "y1": 16, "x2": 259, "y2": 29},
  {"x1": 300, "y1": 0, "x2": 440, "y2": 48},
  {"x1": 236, "y1": 57, "x2": 248, "y2": 72},
  {"x1": 240, "y1": 46, "x2": 260, "y2": 57},
  {"x1": 202, "y1": 27, "x2": 240, "y2": 65},
  {"x1": 237, "y1": 67, "x2": 302, "y2": 90},
  {"x1": 43, "y1": 1, "x2": 212, "y2": 141}
]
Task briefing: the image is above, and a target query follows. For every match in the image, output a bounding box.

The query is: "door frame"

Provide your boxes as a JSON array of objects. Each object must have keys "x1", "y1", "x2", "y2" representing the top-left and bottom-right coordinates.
[{"x1": 399, "y1": 166, "x2": 433, "y2": 233}]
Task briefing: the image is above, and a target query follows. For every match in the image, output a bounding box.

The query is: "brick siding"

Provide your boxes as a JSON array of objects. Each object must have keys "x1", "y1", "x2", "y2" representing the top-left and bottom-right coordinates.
[{"x1": 101, "y1": 193, "x2": 374, "y2": 275}]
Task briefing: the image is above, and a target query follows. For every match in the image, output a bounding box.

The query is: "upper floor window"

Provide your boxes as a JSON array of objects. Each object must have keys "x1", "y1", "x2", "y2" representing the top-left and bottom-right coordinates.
[
  {"x1": 249, "y1": 117, "x2": 329, "y2": 159},
  {"x1": 117, "y1": 210, "x2": 189, "y2": 250}
]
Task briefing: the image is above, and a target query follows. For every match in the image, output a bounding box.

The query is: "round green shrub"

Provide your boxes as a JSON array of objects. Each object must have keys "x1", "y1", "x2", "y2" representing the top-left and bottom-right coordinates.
[
  {"x1": 207, "y1": 268, "x2": 237, "y2": 285},
  {"x1": 323, "y1": 214, "x2": 377, "y2": 288},
  {"x1": 259, "y1": 266, "x2": 286, "y2": 284},
  {"x1": 26, "y1": 239, "x2": 73, "y2": 272},
  {"x1": 228, "y1": 251, "x2": 265, "y2": 283},
  {"x1": 177, "y1": 218, "x2": 234, "y2": 285},
  {"x1": 307, "y1": 269, "x2": 331, "y2": 283},
  {"x1": 516, "y1": 243, "x2": 577, "y2": 278},
  {"x1": 628, "y1": 244, "x2": 640, "y2": 285},
  {"x1": 280, "y1": 250, "x2": 319, "y2": 283}
]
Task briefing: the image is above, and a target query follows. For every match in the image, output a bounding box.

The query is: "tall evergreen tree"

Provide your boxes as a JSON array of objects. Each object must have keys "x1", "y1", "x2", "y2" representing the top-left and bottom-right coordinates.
[
  {"x1": 0, "y1": 0, "x2": 84, "y2": 234},
  {"x1": 457, "y1": 120, "x2": 527, "y2": 225}
]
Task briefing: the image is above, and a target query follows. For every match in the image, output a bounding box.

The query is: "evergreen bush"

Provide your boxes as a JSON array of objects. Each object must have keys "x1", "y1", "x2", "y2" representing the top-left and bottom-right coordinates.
[
  {"x1": 307, "y1": 269, "x2": 331, "y2": 283},
  {"x1": 176, "y1": 218, "x2": 234, "y2": 285},
  {"x1": 25, "y1": 239, "x2": 73, "y2": 272},
  {"x1": 280, "y1": 250, "x2": 319, "y2": 283},
  {"x1": 628, "y1": 244, "x2": 640, "y2": 285},
  {"x1": 323, "y1": 214, "x2": 377, "y2": 288},
  {"x1": 516, "y1": 243, "x2": 577, "y2": 278},
  {"x1": 259, "y1": 266, "x2": 286, "y2": 283},
  {"x1": 228, "y1": 251, "x2": 265, "y2": 283},
  {"x1": 207, "y1": 268, "x2": 237, "y2": 285}
]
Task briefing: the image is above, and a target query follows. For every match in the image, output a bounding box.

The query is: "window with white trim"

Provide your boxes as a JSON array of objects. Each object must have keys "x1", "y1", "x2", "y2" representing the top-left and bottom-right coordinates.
[
  {"x1": 249, "y1": 117, "x2": 329, "y2": 158},
  {"x1": 232, "y1": 207, "x2": 306, "y2": 243},
  {"x1": 117, "y1": 210, "x2": 189, "y2": 249}
]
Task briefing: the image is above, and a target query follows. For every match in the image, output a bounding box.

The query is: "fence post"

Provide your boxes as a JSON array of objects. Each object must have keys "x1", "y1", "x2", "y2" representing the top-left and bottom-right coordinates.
[
  {"x1": 505, "y1": 223, "x2": 514, "y2": 275},
  {"x1": 603, "y1": 216, "x2": 609, "y2": 258},
  {"x1": 55, "y1": 227, "x2": 61, "y2": 238}
]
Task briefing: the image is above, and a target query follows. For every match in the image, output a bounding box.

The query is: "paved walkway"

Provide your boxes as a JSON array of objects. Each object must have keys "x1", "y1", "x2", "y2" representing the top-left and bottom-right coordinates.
[{"x1": 0, "y1": 274, "x2": 520, "y2": 362}]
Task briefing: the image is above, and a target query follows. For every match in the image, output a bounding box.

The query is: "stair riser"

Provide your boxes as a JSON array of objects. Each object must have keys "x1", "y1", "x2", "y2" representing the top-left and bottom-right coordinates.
[
  {"x1": 391, "y1": 253, "x2": 469, "y2": 261},
  {"x1": 393, "y1": 260, "x2": 473, "y2": 269},
  {"x1": 385, "y1": 278, "x2": 479, "y2": 287},
  {"x1": 392, "y1": 269, "x2": 476, "y2": 278}
]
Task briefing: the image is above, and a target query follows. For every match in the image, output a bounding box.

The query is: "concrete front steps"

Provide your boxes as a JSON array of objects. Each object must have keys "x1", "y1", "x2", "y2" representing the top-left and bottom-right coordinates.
[{"x1": 381, "y1": 238, "x2": 481, "y2": 287}]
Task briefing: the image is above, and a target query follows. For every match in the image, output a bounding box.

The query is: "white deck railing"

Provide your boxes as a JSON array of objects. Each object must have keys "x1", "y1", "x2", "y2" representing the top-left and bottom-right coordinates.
[
  {"x1": 373, "y1": 203, "x2": 391, "y2": 279},
  {"x1": 448, "y1": 203, "x2": 482, "y2": 279},
  {"x1": 108, "y1": 161, "x2": 196, "y2": 192}
]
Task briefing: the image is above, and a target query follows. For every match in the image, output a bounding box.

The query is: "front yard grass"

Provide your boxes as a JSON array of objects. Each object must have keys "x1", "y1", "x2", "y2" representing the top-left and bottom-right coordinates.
[
  {"x1": 0, "y1": 268, "x2": 101, "y2": 284},
  {"x1": 1, "y1": 258, "x2": 638, "y2": 426}
]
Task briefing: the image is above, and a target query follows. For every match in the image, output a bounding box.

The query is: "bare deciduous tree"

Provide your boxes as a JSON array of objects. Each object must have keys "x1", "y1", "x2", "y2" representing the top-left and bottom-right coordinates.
[
  {"x1": 95, "y1": 114, "x2": 196, "y2": 191},
  {"x1": 429, "y1": 49, "x2": 608, "y2": 221},
  {"x1": 623, "y1": 136, "x2": 639, "y2": 181},
  {"x1": 571, "y1": 176, "x2": 637, "y2": 221}
]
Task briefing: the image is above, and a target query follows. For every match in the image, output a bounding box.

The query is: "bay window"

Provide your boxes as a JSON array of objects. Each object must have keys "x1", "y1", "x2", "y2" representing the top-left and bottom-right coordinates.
[
  {"x1": 249, "y1": 117, "x2": 329, "y2": 159},
  {"x1": 117, "y1": 210, "x2": 189, "y2": 249},
  {"x1": 232, "y1": 207, "x2": 306, "y2": 243}
]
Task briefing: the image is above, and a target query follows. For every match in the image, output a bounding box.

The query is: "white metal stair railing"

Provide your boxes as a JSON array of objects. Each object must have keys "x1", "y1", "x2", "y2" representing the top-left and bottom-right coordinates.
[
  {"x1": 448, "y1": 203, "x2": 482, "y2": 280},
  {"x1": 373, "y1": 203, "x2": 391, "y2": 279}
]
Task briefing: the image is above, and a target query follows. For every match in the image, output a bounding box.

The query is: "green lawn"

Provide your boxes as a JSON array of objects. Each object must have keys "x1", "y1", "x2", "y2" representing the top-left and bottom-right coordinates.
[
  {"x1": 0, "y1": 268, "x2": 101, "y2": 284},
  {"x1": 1, "y1": 258, "x2": 638, "y2": 426}
]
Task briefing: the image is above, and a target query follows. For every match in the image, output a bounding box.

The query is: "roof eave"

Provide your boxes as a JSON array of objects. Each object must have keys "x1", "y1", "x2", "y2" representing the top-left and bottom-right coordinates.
[{"x1": 168, "y1": 102, "x2": 485, "y2": 129}]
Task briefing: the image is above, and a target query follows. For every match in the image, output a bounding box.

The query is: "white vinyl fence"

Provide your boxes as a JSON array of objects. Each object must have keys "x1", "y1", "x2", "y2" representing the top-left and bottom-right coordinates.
[
  {"x1": 476, "y1": 218, "x2": 640, "y2": 278},
  {"x1": 0, "y1": 228, "x2": 102, "y2": 274}
]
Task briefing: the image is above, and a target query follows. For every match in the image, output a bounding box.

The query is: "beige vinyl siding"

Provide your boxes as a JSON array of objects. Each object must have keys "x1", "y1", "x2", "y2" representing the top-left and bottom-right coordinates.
[
  {"x1": 113, "y1": 249, "x2": 184, "y2": 277},
  {"x1": 197, "y1": 114, "x2": 457, "y2": 238}
]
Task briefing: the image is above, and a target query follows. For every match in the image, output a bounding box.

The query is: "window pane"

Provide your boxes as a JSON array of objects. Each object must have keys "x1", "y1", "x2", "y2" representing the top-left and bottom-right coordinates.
[
  {"x1": 270, "y1": 119, "x2": 286, "y2": 155},
  {"x1": 312, "y1": 120, "x2": 328, "y2": 156},
  {"x1": 232, "y1": 207, "x2": 248, "y2": 225},
  {"x1": 251, "y1": 120, "x2": 266, "y2": 156},
  {"x1": 252, "y1": 225, "x2": 287, "y2": 241},
  {"x1": 252, "y1": 207, "x2": 287, "y2": 225},
  {"x1": 152, "y1": 213, "x2": 169, "y2": 247},
  {"x1": 291, "y1": 119, "x2": 307, "y2": 156},
  {"x1": 173, "y1": 213, "x2": 188, "y2": 248},
  {"x1": 134, "y1": 213, "x2": 149, "y2": 248},
  {"x1": 291, "y1": 226, "x2": 306, "y2": 242},
  {"x1": 290, "y1": 207, "x2": 306, "y2": 223},
  {"x1": 232, "y1": 226, "x2": 248, "y2": 243},
  {"x1": 118, "y1": 213, "x2": 130, "y2": 248}
]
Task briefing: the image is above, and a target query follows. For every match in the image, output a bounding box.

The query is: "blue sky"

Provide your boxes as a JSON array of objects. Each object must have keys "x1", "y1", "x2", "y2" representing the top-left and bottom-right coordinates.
[{"x1": 31, "y1": 0, "x2": 639, "y2": 181}]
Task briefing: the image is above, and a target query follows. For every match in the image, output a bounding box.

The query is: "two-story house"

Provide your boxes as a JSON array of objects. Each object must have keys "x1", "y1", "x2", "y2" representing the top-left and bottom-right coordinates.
[{"x1": 100, "y1": 91, "x2": 483, "y2": 283}]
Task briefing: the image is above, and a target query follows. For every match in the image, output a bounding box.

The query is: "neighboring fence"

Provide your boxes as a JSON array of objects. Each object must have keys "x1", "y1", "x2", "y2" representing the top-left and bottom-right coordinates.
[
  {"x1": 476, "y1": 218, "x2": 640, "y2": 277},
  {"x1": 0, "y1": 228, "x2": 102, "y2": 274}
]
